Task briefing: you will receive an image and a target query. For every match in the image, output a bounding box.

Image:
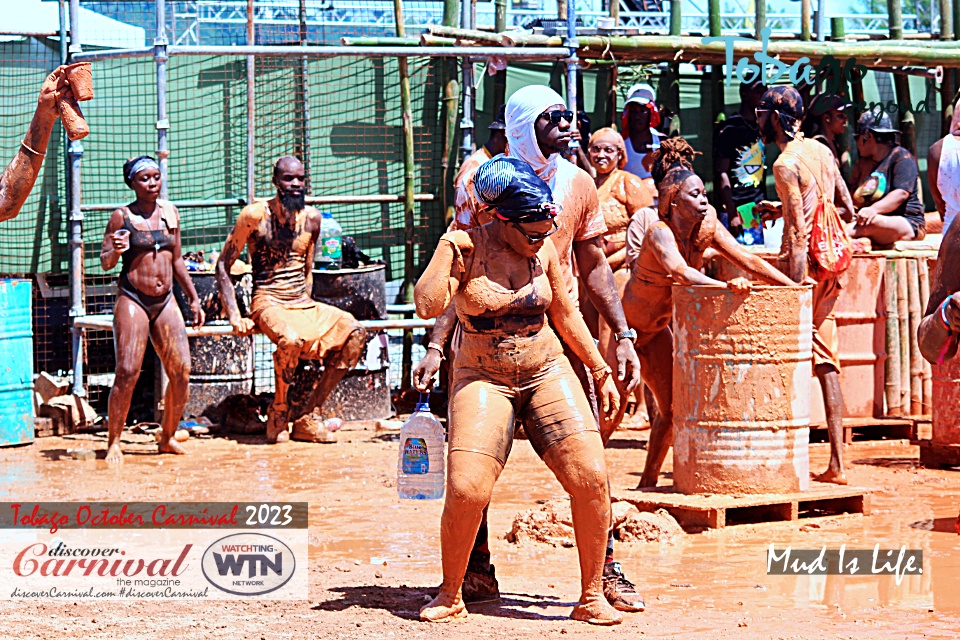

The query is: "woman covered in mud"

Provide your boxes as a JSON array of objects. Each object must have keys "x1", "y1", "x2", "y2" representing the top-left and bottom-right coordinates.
[
  {"x1": 99, "y1": 156, "x2": 204, "y2": 463},
  {"x1": 414, "y1": 155, "x2": 623, "y2": 626},
  {"x1": 621, "y1": 138, "x2": 796, "y2": 488},
  {"x1": 587, "y1": 127, "x2": 655, "y2": 274}
]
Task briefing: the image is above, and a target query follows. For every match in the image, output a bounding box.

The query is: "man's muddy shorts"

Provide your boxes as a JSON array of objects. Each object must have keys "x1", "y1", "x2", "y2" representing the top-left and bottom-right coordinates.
[
  {"x1": 448, "y1": 327, "x2": 599, "y2": 466},
  {"x1": 813, "y1": 276, "x2": 841, "y2": 371},
  {"x1": 253, "y1": 301, "x2": 359, "y2": 361}
]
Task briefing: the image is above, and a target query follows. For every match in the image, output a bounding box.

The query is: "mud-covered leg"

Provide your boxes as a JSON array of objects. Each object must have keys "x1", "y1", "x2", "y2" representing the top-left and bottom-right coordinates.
[
  {"x1": 150, "y1": 300, "x2": 191, "y2": 455},
  {"x1": 814, "y1": 363, "x2": 847, "y2": 485},
  {"x1": 542, "y1": 431, "x2": 621, "y2": 626},
  {"x1": 106, "y1": 297, "x2": 150, "y2": 463},
  {"x1": 421, "y1": 449, "x2": 504, "y2": 623},
  {"x1": 297, "y1": 325, "x2": 367, "y2": 420},
  {"x1": 268, "y1": 333, "x2": 303, "y2": 443},
  {"x1": 637, "y1": 328, "x2": 674, "y2": 489}
]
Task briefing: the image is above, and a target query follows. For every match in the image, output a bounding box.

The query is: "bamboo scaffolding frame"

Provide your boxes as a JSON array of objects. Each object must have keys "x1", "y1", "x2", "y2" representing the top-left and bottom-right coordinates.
[
  {"x1": 919, "y1": 257, "x2": 933, "y2": 414},
  {"x1": 897, "y1": 259, "x2": 911, "y2": 413},
  {"x1": 884, "y1": 260, "x2": 902, "y2": 415},
  {"x1": 908, "y1": 258, "x2": 923, "y2": 415}
]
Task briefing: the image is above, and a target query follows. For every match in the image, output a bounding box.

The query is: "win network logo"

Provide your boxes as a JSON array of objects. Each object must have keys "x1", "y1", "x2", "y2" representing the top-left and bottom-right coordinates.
[{"x1": 201, "y1": 533, "x2": 297, "y2": 596}]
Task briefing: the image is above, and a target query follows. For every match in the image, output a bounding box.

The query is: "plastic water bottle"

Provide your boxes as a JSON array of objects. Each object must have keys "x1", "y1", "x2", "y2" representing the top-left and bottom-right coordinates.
[
  {"x1": 316, "y1": 211, "x2": 343, "y2": 270},
  {"x1": 397, "y1": 395, "x2": 445, "y2": 500}
]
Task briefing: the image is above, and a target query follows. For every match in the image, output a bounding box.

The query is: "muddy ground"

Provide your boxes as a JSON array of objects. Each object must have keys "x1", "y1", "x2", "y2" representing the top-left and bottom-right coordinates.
[{"x1": 0, "y1": 424, "x2": 957, "y2": 639}]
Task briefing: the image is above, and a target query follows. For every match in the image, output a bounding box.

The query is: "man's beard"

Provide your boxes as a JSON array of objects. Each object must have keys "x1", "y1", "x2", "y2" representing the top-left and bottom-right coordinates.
[{"x1": 279, "y1": 190, "x2": 305, "y2": 213}]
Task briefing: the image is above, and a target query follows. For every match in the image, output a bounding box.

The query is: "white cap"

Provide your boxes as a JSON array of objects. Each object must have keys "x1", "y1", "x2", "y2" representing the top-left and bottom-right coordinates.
[{"x1": 624, "y1": 83, "x2": 656, "y2": 106}]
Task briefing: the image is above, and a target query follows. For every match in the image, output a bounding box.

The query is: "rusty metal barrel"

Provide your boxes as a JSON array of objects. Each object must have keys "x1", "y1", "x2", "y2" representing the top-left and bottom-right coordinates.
[
  {"x1": 932, "y1": 356, "x2": 960, "y2": 445},
  {"x1": 672, "y1": 284, "x2": 813, "y2": 495},
  {"x1": 289, "y1": 264, "x2": 391, "y2": 422},
  {"x1": 174, "y1": 273, "x2": 254, "y2": 418}
]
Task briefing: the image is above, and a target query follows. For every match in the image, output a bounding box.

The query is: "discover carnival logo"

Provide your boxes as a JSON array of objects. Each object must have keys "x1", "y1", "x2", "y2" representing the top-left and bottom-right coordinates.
[{"x1": 201, "y1": 533, "x2": 296, "y2": 596}]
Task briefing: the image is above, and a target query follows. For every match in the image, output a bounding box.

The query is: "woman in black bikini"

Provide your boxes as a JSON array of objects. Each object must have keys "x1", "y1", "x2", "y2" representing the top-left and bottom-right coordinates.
[{"x1": 100, "y1": 156, "x2": 204, "y2": 462}]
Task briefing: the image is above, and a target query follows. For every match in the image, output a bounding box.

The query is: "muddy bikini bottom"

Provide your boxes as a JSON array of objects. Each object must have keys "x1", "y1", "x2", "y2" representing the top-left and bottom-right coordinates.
[
  {"x1": 448, "y1": 328, "x2": 598, "y2": 467},
  {"x1": 118, "y1": 272, "x2": 173, "y2": 323}
]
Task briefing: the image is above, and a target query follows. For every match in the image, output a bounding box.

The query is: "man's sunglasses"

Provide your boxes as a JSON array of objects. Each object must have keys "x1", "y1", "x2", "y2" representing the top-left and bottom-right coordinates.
[
  {"x1": 513, "y1": 219, "x2": 559, "y2": 243},
  {"x1": 540, "y1": 110, "x2": 574, "y2": 124}
]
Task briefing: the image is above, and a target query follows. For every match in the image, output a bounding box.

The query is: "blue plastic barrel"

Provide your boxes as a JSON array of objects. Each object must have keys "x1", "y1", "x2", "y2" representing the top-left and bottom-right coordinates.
[{"x1": 0, "y1": 279, "x2": 34, "y2": 446}]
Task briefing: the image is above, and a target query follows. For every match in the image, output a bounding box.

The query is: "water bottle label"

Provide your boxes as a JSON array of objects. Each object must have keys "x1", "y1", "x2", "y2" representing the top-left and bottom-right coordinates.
[
  {"x1": 321, "y1": 237, "x2": 342, "y2": 261},
  {"x1": 401, "y1": 438, "x2": 429, "y2": 475}
]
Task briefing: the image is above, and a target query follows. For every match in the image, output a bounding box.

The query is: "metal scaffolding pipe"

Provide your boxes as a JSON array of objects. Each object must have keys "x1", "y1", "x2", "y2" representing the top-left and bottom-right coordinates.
[
  {"x1": 459, "y1": 0, "x2": 476, "y2": 161},
  {"x1": 565, "y1": 0, "x2": 579, "y2": 150},
  {"x1": 156, "y1": 0, "x2": 170, "y2": 197},
  {"x1": 67, "y1": 0, "x2": 85, "y2": 397},
  {"x1": 72, "y1": 46, "x2": 569, "y2": 62},
  {"x1": 78, "y1": 193, "x2": 437, "y2": 212},
  {"x1": 246, "y1": 0, "x2": 256, "y2": 205}
]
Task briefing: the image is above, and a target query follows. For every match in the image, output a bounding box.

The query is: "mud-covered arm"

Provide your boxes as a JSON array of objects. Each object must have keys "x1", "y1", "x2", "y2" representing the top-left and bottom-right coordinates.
[
  {"x1": 575, "y1": 236, "x2": 630, "y2": 336},
  {"x1": 0, "y1": 67, "x2": 68, "y2": 223},
  {"x1": 919, "y1": 220, "x2": 960, "y2": 363},
  {"x1": 928, "y1": 139, "x2": 946, "y2": 217},
  {"x1": 774, "y1": 162, "x2": 808, "y2": 284},
  {"x1": 649, "y1": 224, "x2": 725, "y2": 287},
  {"x1": 832, "y1": 162, "x2": 856, "y2": 223},
  {"x1": 605, "y1": 247, "x2": 627, "y2": 271},
  {"x1": 544, "y1": 241, "x2": 608, "y2": 374},
  {"x1": 712, "y1": 223, "x2": 795, "y2": 286},
  {"x1": 217, "y1": 206, "x2": 258, "y2": 327},
  {"x1": 100, "y1": 210, "x2": 126, "y2": 272},
  {"x1": 414, "y1": 233, "x2": 470, "y2": 319},
  {"x1": 304, "y1": 209, "x2": 320, "y2": 295}
]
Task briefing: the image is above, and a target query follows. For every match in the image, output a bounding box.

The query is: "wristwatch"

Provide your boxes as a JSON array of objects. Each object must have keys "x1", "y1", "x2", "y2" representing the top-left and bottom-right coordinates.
[{"x1": 614, "y1": 329, "x2": 637, "y2": 343}]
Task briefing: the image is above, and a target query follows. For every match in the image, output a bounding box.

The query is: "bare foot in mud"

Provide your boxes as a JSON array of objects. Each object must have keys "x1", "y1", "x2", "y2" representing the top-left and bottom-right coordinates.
[
  {"x1": 105, "y1": 443, "x2": 123, "y2": 464},
  {"x1": 158, "y1": 439, "x2": 189, "y2": 455},
  {"x1": 570, "y1": 595, "x2": 623, "y2": 626},
  {"x1": 419, "y1": 592, "x2": 468, "y2": 622},
  {"x1": 812, "y1": 469, "x2": 848, "y2": 485}
]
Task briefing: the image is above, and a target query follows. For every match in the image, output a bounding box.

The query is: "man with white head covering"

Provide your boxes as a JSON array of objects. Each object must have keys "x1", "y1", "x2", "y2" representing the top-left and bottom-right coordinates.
[{"x1": 414, "y1": 85, "x2": 644, "y2": 614}]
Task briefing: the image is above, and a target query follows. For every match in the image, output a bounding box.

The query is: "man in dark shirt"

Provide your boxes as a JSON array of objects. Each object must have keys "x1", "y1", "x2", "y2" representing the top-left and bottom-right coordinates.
[
  {"x1": 850, "y1": 111, "x2": 925, "y2": 245},
  {"x1": 715, "y1": 79, "x2": 767, "y2": 236}
]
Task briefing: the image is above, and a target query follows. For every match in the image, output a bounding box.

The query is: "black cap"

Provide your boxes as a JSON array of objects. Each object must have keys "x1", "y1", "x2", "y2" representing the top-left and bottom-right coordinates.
[
  {"x1": 857, "y1": 110, "x2": 900, "y2": 134},
  {"x1": 809, "y1": 93, "x2": 850, "y2": 116}
]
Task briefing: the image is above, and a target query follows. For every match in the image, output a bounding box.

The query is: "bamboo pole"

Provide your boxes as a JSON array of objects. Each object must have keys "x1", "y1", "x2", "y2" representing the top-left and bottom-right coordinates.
[
  {"x1": 395, "y1": 0, "x2": 416, "y2": 387},
  {"x1": 887, "y1": 2, "x2": 916, "y2": 156},
  {"x1": 919, "y1": 257, "x2": 933, "y2": 414},
  {"x1": 611, "y1": 0, "x2": 620, "y2": 23},
  {"x1": 897, "y1": 259, "x2": 910, "y2": 413},
  {"x1": 885, "y1": 260, "x2": 902, "y2": 415},
  {"x1": 708, "y1": 0, "x2": 720, "y2": 38},
  {"x1": 494, "y1": 33, "x2": 960, "y2": 66},
  {"x1": 908, "y1": 258, "x2": 923, "y2": 415},
  {"x1": 831, "y1": 17, "x2": 845, "y2": 41},
  {"x1": 440, "y1": 0, "x2": 460, "y2": 223},
  {"x1": 801, "y1": 0, "x2": 812, "y2": 41},
  {"x1": 671, "y1": 0, "x2": 683, "y2": 37},
  {"x1": 427, "y1": 25, "x2": 506, "y2": 45},
  {"x1": 755, "y1": 0, "x2": 766, "y2": 40},
  {"x1": 246, "y1": 0, "x2": 255, "y2": 204}
]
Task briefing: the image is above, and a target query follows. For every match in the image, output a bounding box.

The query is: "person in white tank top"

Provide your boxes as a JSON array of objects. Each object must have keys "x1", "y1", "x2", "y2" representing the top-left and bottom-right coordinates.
[{"x1": 927, "y1": 101, "x2": 960, "y2": 233}]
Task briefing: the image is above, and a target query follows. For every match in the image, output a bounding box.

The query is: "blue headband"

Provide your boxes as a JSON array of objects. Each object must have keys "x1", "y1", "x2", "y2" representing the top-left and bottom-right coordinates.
[{"x1": 125, "y1": 157, "x2": 160, "y2": 184}]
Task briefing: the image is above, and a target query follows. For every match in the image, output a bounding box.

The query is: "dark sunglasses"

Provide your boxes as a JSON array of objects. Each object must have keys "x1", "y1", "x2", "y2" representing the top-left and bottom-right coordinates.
[
  {"x1": 540, "y1": 110, "x2": 573, "y2": 124},
  {"x1": 513, "y1": 219, "x2": 559, "y2": 243}
]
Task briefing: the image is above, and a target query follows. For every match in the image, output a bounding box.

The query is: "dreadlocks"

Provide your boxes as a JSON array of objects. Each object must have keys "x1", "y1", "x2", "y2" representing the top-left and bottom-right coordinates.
[{"x1": 649, "y1": 136, "x2": 700, "y2": 185}]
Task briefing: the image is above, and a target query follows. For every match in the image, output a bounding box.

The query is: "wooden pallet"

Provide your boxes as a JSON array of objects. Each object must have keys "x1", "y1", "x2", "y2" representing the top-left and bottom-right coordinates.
[
  {"x1": 809, "y1": 417, "x2": 921, "y2": 444},
  {"x1": 617, "y1": 482, "x2": 871, "y2": 531},
  {"x1": 918, "y1": 441, "x2": 960, "y2": 468}
]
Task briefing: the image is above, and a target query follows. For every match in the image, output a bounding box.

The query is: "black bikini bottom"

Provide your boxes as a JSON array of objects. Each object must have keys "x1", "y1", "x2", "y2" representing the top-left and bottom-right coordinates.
[{"x1": 118, "y1": 272, "x2": 173, "y2": 323}]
